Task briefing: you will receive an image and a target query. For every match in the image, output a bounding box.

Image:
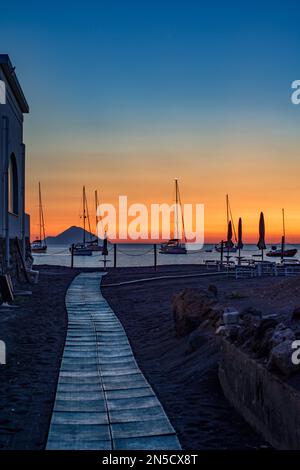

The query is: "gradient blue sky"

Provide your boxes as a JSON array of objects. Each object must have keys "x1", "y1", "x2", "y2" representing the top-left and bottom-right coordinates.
[{"x1": 1, "y1": 1, "x2": 300, "y2": 240}]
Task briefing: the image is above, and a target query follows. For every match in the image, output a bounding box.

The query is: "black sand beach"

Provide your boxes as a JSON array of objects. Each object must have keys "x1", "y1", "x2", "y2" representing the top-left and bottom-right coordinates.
[
  {"x1": 0, "y1": 266, "x2": 81, "y2": 450},
  {"x1": 101, "y1": 265, "x2": 284, "y2": 450},
  {"x1": 3, "y1": 263, "x2": 300, "y2": 450}
]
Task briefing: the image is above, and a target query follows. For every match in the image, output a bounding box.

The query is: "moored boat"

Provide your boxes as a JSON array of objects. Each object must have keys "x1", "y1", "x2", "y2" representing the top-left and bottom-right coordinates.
[
  {"x1": 70, "y1": 186, "x2": 93, "y2": 256},
  {"x1": 215, "y1": 195, "x2": 238, "y2": 254},
  {"x1": 266, "y1": 248, "x2": 297, "y2": 258},
  {"x1": 266, "y1": 209, "x2": 297, "y2": 259},
  {"x1": 86, "y1": 190, "x2": 103, "y2": 251},
  {"x1": 31, "y1": 182, "x2": 47, "y2": 253},
  {"x1": 159, "y1": 179, "x2": 187, "y2": 255},
  {"x1": 215, "y1": 242, "x2": 237, "y2": 253},
  {"x1": 71, "y1": 243, "x2": 92, "y2": 256},
  {"x1": 31, "y1": 240, "x2": 47, "y2": 253},
  {"x1": 160, "y1": 238, "x2": 187, "y2": 254},
  {"x1": 86, "y1": 239, "x2": 103, "y2": 252}
]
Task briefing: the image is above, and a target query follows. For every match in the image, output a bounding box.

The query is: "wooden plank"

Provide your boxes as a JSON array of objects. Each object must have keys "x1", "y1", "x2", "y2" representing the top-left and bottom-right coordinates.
[{"x1": 47, "y1": 272, "x2": 181, "y2": 450}]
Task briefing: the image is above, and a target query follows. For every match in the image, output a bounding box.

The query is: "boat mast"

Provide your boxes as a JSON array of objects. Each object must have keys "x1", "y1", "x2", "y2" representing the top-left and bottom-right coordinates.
[
  {"x1": 40, "y1": 183, "x2": 46, "y2": 246},
  {"x1": 282, "y1": 208, "x2": 286, "y2": 239},
  {"x1": 226, "y1": 194, "x2": 229, "y2": 226},
  {"x1": 39, "y1": 182, "x2": 42, "y2": 242},
  {"x1": 281, "y1": 208, "x2": 286, "y2": 257},
  {"x1": 227, "y1": 194, "x2": 237, "y2": 242},
  {"x1": 95, "y1": 190, "x2": 98, "y2": 244},
  {"x1": 175, "y1": 179, "x2": 179, "y2": 240},
  {"x1": 83, "y1": 186, "x2": 86, "y2": 245},
  {"x1": 177, "y1": 181, "x2": 186, "y2": 243},
  {"x1": 85, "y1": 193, "x2": 92, "y2": 240}
]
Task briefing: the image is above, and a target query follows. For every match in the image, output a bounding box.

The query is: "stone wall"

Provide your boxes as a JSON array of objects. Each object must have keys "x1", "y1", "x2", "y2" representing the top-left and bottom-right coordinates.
[{"x1": 219, "y1": 339, "x2": 300, "y2": 449}]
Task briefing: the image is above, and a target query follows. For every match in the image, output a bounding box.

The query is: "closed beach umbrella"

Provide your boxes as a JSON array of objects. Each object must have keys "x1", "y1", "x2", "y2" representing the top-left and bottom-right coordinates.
[
  {"x1": 237, "y1": 217, "x2": 243, "y2": 250},
  {"x1": 227, "y1": 221, "x2": 234, "y2": 248},
  {"x1": 237, "y1": 217, "x2": 243, "y2": 265},
  {"x1": 257, "y1": 212, "x2": 266, "y2": 260},
  {"x1": 102, "y1": 236, "x2": 108, "y2": 256},
  {"x1": 281, "y1": 208, "x2": 285, "y2": 261},
  {"x1": 281, "y1": 235, "x2": 285, "y2": 261}
]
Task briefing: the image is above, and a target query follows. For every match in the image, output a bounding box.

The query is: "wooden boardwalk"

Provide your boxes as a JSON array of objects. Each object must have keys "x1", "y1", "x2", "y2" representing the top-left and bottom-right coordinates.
[{"x1": 46, "y1": 272, "x2": 181, "y2": 450}]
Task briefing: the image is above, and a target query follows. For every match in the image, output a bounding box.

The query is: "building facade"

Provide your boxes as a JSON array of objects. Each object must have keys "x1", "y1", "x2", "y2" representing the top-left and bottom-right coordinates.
[{"x1": 0, "y1": 55, "x2": 30, "y2": 274}]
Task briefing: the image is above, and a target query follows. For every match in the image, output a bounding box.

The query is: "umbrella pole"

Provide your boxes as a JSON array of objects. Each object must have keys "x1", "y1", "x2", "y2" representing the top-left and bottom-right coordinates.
[
  {"x1": 238, "y1": 247, "x2": 241, "y2": 266},
  {"x1": 220, "y1": 240, "x2": 224, "y2": 267}
]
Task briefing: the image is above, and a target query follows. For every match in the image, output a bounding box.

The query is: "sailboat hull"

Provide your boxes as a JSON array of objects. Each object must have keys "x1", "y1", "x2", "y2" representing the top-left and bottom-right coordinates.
[
  {"x1": 266, "y1": 248, "x2": 297, "y2": 258},
  {"x1": 73, "y1": 250, "x2": 93, "y2": 256},
  {"x1": 215, "y1": 244, "x2": 237, "y2": 253},
  {"x1": 69, "y1": 245, "x2": 93, "y2": 256},
  {"x1": 159, "y1": 240, "x2": 187, "y2": 254},
  {"x1": 31, "y1": 245, "x2": 47, "y2": 253},
  {"x1": 159, "y1": 247, "x2": 187, "y2": 254},
  {"x1": 87, "y1": 244, "x2": 103, "y2": 252}
]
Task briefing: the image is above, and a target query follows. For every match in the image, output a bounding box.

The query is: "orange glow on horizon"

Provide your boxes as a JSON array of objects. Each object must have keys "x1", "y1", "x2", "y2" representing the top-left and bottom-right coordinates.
[
  {"x1": 26, "y1": 190, "x2": 300, "y2": 245},
  {"x1": 26, "y1": 134, "x2": 300, "y2": 244}
]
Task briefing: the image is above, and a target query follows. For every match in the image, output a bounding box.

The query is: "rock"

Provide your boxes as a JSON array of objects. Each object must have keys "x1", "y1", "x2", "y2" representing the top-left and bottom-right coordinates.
[
  {"x1": 292, "y1": 307, "x2": 300, "y2": 320},
  {"x1": 198, "y1": 319, "x2": 211, "y2": 331},
  {"x1": 254, "y1": 318, "x2": 278, "y2": 342},
  {"x1": 172, "y1": 288, "x2": 218, "y2": 337},
  {"x1": 216, "y1": 324, "x2": 240, "y2": 340},
  {"x1": 241, "y1": 313, "x2": 261, "y2": 330},
  {"x1": 235, "y1": 313, "x2": 261, "y2": 348},
  {"x1": 240, "y1": 307, "x2": 262, "y2": 319},
  {"x1": 226, "y1": 290, "x2": 247, "y2": 300},
  {"x1": 215, "y1": 318, "x2": 224, "y2": 329},
  {"x1": 267, "y1": 339, "x2": 300, "y2": 376},
  {"x1": 236, "y1": 317, "x2": 278, "y2": 358},
  {"x1": 208, "y1": 307, "x2": 224, "y2": 325},
  {"x1": 271, "y1": 323, "x2": 295, "y2": 348},
  {"x1": 250, "y1": 318, "x2": 278, "y2": 357},
  {"x1": 216, "y1": 325, "x2": 226, "y2": 336},
  {"x1": 223, "y1": 309, "x2": 239, "y2": 325},
  {"x1": 255, "y1": 328, "x2": 274, "y2": 359},
  {"x1": 225, "y1": 325, "x2": 241, "y2": 341}
]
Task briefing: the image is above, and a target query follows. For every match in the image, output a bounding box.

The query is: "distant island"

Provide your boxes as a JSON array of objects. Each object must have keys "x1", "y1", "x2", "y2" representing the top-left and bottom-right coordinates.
[{"x1": 45, "y1": 226, "x2": 99, "y2": 245}]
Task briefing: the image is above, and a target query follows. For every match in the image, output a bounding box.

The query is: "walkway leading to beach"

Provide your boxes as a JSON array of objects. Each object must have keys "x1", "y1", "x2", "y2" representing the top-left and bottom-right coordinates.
[{"x1": 46, "y1": 272, "x2": 181, "y2": 450}]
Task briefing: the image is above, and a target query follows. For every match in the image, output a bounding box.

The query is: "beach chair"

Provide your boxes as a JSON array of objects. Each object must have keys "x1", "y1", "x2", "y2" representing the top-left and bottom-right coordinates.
[
  {"x1": 283, "y1": 263, "x2": 300, "y2": 277},
  {"x1": 235, "y1": 265, "x2": 256, "y2": 279},
  {"x1": 204, "y1": 260, "x2": 219, "y2": 271},
  {"x1": 0, "y1": 274, "x2": 14, "y2": 307},
  {"x1": 0, "y1": 273, "x2": 32, "y2": 309}
]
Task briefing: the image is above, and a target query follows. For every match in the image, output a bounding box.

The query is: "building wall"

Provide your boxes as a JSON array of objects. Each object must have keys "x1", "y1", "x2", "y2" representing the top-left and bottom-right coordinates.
[{"x1": 0, "y1": 65, "x2": 26, "y2": 240}]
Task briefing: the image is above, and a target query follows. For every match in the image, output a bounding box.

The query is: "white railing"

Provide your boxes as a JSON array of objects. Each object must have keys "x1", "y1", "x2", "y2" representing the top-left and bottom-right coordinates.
[{"x1": 235, "y1": 262, "x2": 300, "y2": 279}]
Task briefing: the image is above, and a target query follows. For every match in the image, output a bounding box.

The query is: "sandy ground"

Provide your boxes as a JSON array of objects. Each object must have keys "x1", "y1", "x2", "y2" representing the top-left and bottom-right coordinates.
[
  {"x1": 101, "y1": 265, "x2": 295, "y2": 450},
  {"x1": 0, "y1": 266, "x2": 81, "y2": 450},
  {"x1": 1, "y1": 263, "x2": 299, "y2": 450}
]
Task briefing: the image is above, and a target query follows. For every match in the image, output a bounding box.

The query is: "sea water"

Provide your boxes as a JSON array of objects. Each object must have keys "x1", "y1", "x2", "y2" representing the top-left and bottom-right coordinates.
[{"x1": 32, "y1": 244, "x2": 300, "y2": 268}]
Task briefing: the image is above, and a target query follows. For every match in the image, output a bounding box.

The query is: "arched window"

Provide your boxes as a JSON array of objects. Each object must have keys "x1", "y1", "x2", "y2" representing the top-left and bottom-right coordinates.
[{"x1": 8, "y1": 154, "x2": 18, "y2": 214}]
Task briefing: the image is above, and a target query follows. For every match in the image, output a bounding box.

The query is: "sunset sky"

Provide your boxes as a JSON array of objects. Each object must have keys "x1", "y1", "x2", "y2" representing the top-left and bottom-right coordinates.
[{"x1": 1, "y1": 1, "x2": 300, "y2": 242}]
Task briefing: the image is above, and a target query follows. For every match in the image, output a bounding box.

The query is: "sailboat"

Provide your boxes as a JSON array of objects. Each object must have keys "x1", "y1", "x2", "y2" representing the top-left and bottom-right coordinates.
[
  {"x1": 215, "y1": 194, "x2": 238, "y2": 253},
  {"x1": 86, "y1": 190, "x2": 103, "y2": 252},
  {"x1": 266, "y1": 209, "x2": 297, "y2": 259},
  {"x1": 31, "y1": 182, "x2": 47, "y2": 253},
  {"x1": 70, "y1": 186, "x2": 92, "y2": 256},
  {"x1": 160, "y1": 179, "x2": 187, "y2": 254}
]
